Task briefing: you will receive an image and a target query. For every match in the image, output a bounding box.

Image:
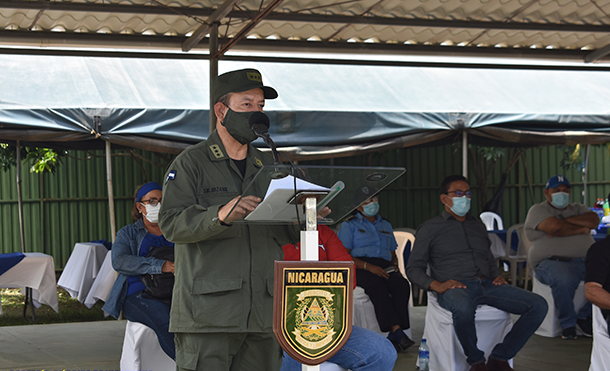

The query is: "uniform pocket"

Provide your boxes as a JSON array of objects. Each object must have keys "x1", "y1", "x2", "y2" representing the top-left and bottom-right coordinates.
[{"x1": 191, "y1": 276, "x2": 243, "y2": 328}]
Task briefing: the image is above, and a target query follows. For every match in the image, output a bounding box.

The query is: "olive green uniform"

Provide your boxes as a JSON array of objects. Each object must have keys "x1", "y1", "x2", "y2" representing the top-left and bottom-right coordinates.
[{"x1": 159, "y1": 130, "x2": 299, "y2": 370}]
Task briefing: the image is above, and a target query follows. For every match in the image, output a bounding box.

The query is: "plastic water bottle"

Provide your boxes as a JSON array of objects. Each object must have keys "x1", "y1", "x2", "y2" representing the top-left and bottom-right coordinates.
[{"x1": 418, "y1": 338, "x2": 430, "y2": 371}]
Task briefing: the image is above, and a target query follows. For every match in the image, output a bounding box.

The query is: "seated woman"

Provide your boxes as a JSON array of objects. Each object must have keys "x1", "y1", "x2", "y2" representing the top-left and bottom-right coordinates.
[
  {"x1": 102, "y1": 182, "x2": 175, "y2": 359},
  {"x1": 338, "y1": 192, "x2": 414, "y2": 353},
  {"x1": 280, "y1": 224, "x2": 397, "y2": 371}
]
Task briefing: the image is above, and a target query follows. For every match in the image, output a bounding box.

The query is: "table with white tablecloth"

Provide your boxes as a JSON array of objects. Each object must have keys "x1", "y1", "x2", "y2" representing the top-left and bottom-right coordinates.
[
  {"x1": 84, "y1": 251, "x2": 117, "y2": 310},
  {"x1": 0, "y1": 252, "x2": 59, "y2": 314},
  {"x1": 58, "y1": 242, "x2": 108, "y2": 304}
]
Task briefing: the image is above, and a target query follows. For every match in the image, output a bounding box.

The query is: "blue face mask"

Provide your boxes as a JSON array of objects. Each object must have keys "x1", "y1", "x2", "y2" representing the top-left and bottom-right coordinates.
[
  {"x1": 450, "y1": 196, "x2": 471, "y2": 217},
  {"x1": 551, "y1": 192, "x2": 570, "y2": 209},
  {"x1": 362, "y1": 202, "x2": 380, "y2": 217}
]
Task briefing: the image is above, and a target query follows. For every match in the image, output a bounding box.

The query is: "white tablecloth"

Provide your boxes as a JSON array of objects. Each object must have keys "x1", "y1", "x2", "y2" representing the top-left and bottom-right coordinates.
[
  {"x1": 84, "y1": 251, "x2": 117, "y2": 309},
  {"x1": 0, "y1": 252, "x2": 59, "y2": 313},
  {"x1": 58, "y1": 242, "x2": 108, "y2": 303}
]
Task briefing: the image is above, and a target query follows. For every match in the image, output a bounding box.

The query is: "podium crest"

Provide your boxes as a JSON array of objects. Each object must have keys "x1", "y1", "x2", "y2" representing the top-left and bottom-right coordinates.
[{"x1": 274, "y1": 261, "x2": 353, "y2": 365}]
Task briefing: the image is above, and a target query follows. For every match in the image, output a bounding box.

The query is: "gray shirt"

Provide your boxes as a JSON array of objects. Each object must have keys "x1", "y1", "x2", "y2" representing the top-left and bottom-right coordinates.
[
  {"x1": 406, "y1": 210, "x2": 498, "y2": 290},
  {"x1": 524, "y1": 201, "x2": 595, "y2": 268}
]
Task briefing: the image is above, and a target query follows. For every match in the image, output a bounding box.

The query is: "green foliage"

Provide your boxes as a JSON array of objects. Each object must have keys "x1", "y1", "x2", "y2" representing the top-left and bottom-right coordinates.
[
  {"x1": 558, "y1": 144, "x2": 583, "y2": 171},
  {"x1": 475, "y1": 146, "x2": 504, "y2": 162},
  {"x1": 0, "y1": 143, "x2": 65, "y2": 173}
]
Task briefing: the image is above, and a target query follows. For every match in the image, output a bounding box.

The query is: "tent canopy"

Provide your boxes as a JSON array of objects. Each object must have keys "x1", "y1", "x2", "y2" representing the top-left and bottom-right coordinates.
[{"x1": 2, "y1": 54, "x2": 610, "y2": 159}]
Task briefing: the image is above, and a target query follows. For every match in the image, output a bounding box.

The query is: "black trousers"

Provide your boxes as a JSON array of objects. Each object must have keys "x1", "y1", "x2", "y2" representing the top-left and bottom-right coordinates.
[{"x1": 356, "y1": 257, "x2": 411, "y2": 333}]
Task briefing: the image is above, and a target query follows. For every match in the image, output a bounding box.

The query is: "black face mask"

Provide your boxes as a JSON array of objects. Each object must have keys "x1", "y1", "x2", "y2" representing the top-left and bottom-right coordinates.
[{"x1": 221, "y1": 108, "x2": 258, "y2": 145}]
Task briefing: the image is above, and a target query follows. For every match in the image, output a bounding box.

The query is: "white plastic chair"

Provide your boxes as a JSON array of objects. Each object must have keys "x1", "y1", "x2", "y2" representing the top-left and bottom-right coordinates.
[
  {"x1": 504, "y1": 224, "x2": 529, "y2": 288},
  {"x1": 120, "y1": 321, "x2": 175, "y2": 371},
  {"x1": 393, "y1": 229, "x2": 416, "y2": 307},
  {"x1": 421, "y1": 292, "x2": 514, "y2": 371},
  {"x1": 532, "y1": 272, "x2": 587, "y2": 337},
  {"x1": 480, "y1": 212, "x2": 504, "y2": 231},
  {"x1": 589, "y1": 304, "x2": 610, "y2": 371}
]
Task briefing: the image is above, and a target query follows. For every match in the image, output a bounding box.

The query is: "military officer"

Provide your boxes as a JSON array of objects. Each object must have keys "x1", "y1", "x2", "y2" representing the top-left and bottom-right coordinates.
[{"x1": 159, "y1": 68, "x2": 300, "y2": 371}]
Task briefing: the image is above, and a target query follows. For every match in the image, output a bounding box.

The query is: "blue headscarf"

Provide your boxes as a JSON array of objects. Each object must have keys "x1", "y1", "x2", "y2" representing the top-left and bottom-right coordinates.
[{"x1": 136, "y1": 182, "x2": 162, "y2": 202}]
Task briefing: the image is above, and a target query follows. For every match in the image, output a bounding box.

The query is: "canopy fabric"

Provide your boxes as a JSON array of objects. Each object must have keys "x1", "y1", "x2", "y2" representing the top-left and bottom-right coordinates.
[{"x1": 2, "y1": 55, "x2": 610, "y2": 159}]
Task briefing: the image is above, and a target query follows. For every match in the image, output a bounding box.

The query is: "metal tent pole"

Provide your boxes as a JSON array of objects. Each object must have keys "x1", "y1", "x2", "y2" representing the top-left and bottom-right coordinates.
[
  {"x1": 462, "y1": 131, "x2": 468, "y2": 177},
  {"x1": 106, "y1": 141, "x2": 116, "y2": 242},
  {"x1": 209, "y1": 23, "x2": 219, "y2": 134},
  {"x1": 16, "y1": 140, "x2": 25, "y2": 253}
]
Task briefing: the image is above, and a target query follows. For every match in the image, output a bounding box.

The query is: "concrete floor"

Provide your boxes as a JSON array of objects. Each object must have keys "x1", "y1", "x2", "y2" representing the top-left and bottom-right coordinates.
[{"x1": 0, "y1": 306, "x2": 593, "y2": 371}]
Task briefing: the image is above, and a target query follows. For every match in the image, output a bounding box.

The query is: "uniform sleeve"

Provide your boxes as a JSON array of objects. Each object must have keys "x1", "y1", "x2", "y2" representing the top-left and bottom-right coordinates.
[
  {"x1": 159, "y1": 152, "x2": 230, "y2": 244},
  {"x1": 406, "y1": 224, "x2": 435, "y2": 290},
  {"x1": 337, "y1": 220, "x2": 355, "y2": 251},
  {"x1": 111, "y1": 226, "x2": 164, "y2": 276}
]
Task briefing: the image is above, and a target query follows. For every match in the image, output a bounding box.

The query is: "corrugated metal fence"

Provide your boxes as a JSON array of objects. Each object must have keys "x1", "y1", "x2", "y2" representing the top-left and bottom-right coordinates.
[{"x1": 1, "y1": 143, "x2": 609, "y2": 270}]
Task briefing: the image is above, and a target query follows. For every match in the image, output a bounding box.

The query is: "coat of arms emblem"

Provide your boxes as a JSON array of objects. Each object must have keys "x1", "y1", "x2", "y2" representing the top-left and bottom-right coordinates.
[{"x1": 274, "y1": 261, "x2": 353, "y2": 365}]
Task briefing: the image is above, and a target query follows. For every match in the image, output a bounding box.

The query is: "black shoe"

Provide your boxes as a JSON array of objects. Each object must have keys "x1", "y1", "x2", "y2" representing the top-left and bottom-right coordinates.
[
  {"x1": 397, "y1": 335, "x2": 415, "y2": 351},
  {"x1": 576, "y1": 317, "x2": 593, "y2": 338},
  {"x1": 561, "y1": 326, "x2": 578, "y2": 340}
]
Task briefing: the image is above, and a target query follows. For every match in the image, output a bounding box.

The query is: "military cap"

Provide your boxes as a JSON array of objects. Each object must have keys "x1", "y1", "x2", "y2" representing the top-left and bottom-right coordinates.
[{"x1": 212, "y1": 68, "x2": 278, "y2": 103}]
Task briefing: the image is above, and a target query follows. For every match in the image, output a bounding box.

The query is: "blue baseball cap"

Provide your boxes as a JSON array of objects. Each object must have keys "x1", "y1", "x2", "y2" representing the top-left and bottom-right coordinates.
[{"x1": 546, "y1": 175, "x2": 571, "y2": 189}]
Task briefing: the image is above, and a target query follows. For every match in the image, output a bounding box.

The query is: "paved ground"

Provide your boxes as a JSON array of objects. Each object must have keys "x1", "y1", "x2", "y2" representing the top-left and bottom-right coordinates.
[{"x1": 0, "y1": 306, "x2": 593, "y2": 371}]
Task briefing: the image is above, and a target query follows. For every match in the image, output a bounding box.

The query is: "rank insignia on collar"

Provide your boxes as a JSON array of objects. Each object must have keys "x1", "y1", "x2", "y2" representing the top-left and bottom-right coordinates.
[
  {"x1": 274, "y1": 261, "x2": 353, "y2": 365},
  {"x1": 254, "y1": 157, "x2": 264, "y2": 167},
  {"x1": 210, "y1": 144, "x2": 224, "y2": 159}
]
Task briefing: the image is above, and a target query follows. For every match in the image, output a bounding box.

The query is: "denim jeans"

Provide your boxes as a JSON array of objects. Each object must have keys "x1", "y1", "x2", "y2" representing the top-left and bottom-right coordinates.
[
  {"x1": 280, "y1": 326, "x2": 397, "y2": 371},
  {"x1": 437, "y1": 278, "x2": 547, "y2": 365},
  {"x1": 535, "y1": 258, "x2": 592, "y2": 329},
  {"x1": 123, "y1": 290, "x2": 175, "y2": 360}
]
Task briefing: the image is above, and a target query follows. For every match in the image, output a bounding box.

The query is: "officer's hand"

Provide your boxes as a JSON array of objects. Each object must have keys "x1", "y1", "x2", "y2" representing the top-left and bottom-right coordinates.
[
  {"x1": 219, "y1": 195, "x2": 261, "y2": 223},
  {"x1": 366, "y1": 264, "x2": 389, "y2": 279},
  {"x1": 429, "y1": 279, "x2": 466, "y2": 294},
  {"x1": 317, "y1": 207, "x2": 331, "y2": 220}
]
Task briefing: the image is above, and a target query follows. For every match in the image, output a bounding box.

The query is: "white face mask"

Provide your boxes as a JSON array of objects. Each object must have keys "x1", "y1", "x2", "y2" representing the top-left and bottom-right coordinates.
[{"x1": 144, "y1": 203, "x2": 161, "y2": 223}]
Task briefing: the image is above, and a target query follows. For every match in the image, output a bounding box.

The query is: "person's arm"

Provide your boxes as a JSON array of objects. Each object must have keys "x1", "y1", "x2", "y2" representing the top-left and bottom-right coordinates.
[
  {"x1": 159, "y1": 155, "x2": 233, "y2": 244},
  {"x1": 536, "y1": 216, "x2": 591, "y2": 237},
  {"x1": 585, "y1": 282, "x2": 610, "y2": 310},
  {"x1": 111, "y1": 226, "x2": 164, "y2": 276},
  {"x1": 406, "y1": 226, "x2": 435, "y2": 290},
  {"x1": 564, "y1": 211, "x2": 600, "y2": 229}
]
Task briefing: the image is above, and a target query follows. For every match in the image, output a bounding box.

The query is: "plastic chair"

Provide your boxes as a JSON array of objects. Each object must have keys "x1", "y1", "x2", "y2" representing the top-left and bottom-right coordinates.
[
  {"x1": 589, "y1": 304, "x2": 610, "y2": 371},
  {"x1": 420, "y1": 292, "x2": 513, "y2": 371},
  {"x1": 504, "y1": 224, "x2": 529, "y2": 288},
  {"x1": 480, "y1": 212, "x2": 504, "y2": 231},
  {"x1": 394, "y1": 229, "x2": 416, "y2": 307}
]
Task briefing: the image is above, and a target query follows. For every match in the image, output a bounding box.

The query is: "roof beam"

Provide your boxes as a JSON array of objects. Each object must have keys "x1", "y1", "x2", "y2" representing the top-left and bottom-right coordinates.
[
  {"x1": 585, "y1": 43, "x2": 610, "y2": 63},
  {"x1": 214, "y1": 0, "x2": 285, "y2": 58},
  {"x1": 1, "y1": 30, "x2": 606, "y2": 62},
  {"x1": 181, "y1": 0, "x2": 238, "y2": 52},
  {"x1": 1, "y1": 1, "x2": 610, "y2": 33}
]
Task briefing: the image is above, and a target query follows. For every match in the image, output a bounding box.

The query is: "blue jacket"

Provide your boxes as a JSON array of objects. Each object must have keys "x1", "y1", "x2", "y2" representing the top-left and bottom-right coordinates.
[
  {"x1": 337, "y1": 212, "x2": 397, "y2": 261},
  {"x1": 102, "y1": 218, "x2": 166, "y2": 318}
]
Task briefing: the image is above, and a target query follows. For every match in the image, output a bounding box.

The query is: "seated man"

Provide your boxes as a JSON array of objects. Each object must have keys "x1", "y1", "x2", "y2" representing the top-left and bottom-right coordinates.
[
  {"x1": 337, "y1": 190, "x2": 414, "y2": 352},
  {"x1": 585, "y1": 192, "x2": 610, "y2": 330},
  {"x1": 524, "y1": 174, "x2": 598, "y2": 339},
  {"x1": 407, "y1": 175, "x2": 547, "y2": 371},
  {"x1": 280, "y1": 224, "x2": 397, "y2": 371}
]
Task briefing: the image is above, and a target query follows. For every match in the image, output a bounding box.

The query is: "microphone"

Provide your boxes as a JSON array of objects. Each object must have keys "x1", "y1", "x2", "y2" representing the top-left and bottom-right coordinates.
[{"x1": 249, "y1": 112, "x2": 280, "y2": 165}]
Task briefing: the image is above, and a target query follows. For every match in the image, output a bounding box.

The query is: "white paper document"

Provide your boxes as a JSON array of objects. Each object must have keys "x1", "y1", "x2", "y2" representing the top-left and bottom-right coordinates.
[{"x1": 245, "y1": 175, "x2": 331, "y2": 221}]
